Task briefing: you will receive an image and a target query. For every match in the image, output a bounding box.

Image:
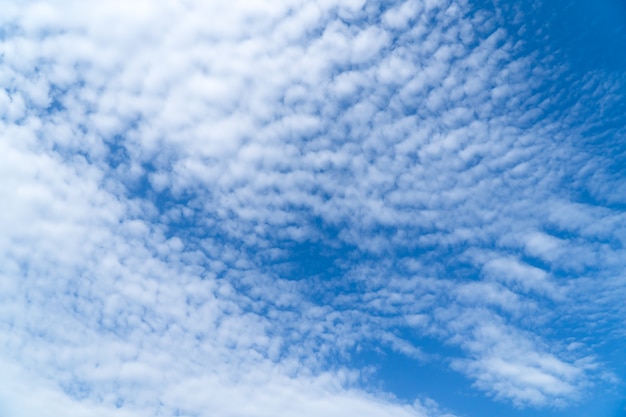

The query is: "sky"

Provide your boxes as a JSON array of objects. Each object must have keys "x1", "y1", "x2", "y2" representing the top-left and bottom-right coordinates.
[{"x1": 1, "y1": 0, "x2": 626, "y2": 416}]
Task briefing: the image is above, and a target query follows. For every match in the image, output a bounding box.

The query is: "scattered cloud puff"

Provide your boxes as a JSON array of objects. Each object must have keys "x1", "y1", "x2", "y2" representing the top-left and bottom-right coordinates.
[{"x1": 1, "y1": 0, "x2": 625, "y2": 416}]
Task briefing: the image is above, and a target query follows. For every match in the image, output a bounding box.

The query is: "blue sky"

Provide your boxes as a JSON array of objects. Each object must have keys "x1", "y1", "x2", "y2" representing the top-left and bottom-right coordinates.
[{"x1": 1, "y1": 0, "x2": 626, "y2": 416}]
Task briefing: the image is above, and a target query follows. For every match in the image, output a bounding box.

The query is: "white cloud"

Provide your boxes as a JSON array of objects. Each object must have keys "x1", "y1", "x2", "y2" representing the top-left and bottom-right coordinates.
[
  {"x1": 1, "y1": 0, "x2": 625, "y2": 415},
  {"x1": 448, "y1": 316, "x2": 588, "y2": 407}
]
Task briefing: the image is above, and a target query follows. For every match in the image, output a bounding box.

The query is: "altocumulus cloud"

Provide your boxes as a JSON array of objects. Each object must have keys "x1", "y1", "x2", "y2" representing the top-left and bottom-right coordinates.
[{"x1": 1, "y1": 0, "x2": 626, "y2": 416}]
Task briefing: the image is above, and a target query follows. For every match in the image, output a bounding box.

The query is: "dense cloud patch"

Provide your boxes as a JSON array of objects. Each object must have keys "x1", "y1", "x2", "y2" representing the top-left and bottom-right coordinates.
[{"x1": 1, "y1": 1, "x2": 625, "y2": 416}]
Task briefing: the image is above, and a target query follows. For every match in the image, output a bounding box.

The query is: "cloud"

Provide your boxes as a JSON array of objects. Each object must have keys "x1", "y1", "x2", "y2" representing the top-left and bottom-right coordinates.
[
  {"x1": 1, "y1": 0, "x2": 625, "y2": 415},
  {"x1": 448, "y1": 315, "x2": 589, "y2": 407}
]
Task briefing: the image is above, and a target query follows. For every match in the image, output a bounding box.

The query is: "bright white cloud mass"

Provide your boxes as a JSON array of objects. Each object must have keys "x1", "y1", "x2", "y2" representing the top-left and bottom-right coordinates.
[{"x1": 1, "y1": 0, "x2": 626, "y2": 416}]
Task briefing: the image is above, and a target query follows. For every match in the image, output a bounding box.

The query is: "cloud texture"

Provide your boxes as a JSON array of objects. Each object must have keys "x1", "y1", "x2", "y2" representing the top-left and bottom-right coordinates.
[{"x1": 1, "y1": 0, "x2": 626, "y2": 416}]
